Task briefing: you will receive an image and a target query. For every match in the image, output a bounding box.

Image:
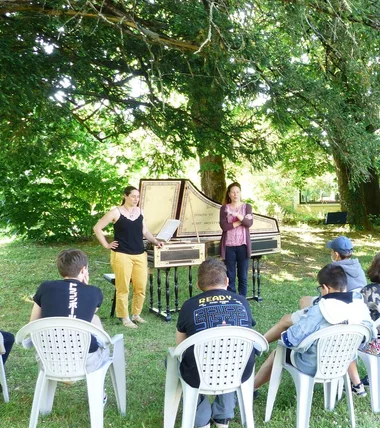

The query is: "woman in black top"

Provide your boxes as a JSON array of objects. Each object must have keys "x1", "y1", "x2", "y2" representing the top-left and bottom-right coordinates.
[{"x1": 94, "y1": 186, "x2": 162, "y2": 328}]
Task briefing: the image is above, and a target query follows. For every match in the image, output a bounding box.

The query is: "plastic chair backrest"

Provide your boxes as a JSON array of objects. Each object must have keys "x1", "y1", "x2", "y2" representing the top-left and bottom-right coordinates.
[
  {"x1": 173, "y1": 326, "x2": 268, "y2": 392},
  {"x1": 294, "y1": 324, "x2": 371, "y2": 381},
  {"x1": 0, "y1": 332, "x2": 5, "y2": 355},
  {"x1": 16, "y1": 317, "x2": 112, "y2": 380}
]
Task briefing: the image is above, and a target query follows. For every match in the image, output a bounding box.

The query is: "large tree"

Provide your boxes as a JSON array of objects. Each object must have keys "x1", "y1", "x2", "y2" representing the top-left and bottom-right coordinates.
[
  {"x1": 0, "y1": 0, "x2": 379, "y2": 239},
  {"x1": 0, "y1": 1, "x2": 272, "y2": 198},
  {"x1": 248, "y1": 0, "x2": 380, "y2": 227}
]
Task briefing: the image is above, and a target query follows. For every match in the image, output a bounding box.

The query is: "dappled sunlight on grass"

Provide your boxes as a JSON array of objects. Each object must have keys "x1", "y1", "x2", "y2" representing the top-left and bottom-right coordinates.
[
  {"x1": 298, "y1": 231, "x2": 326, "y2": 246},
  {"x1": 2, "y1": 226, "x2": 380, "y2": 427},
  {"x1": 271, "y1": 272, "x2": 304, "y2": 282}
]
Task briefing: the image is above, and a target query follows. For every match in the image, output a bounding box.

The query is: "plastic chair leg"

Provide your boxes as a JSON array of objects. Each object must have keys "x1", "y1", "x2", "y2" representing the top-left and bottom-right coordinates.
[
  {"x1": 40, "y1": 379, "x2": 57, "y2": 415},
  {"x1": 29, "y1": 371, "x2": 48, "y2": 428},
  {"x1": 359, "y1": 351, "x2": 380, "y2": 413},
  {"x1": 86, "y1": 369, "x2": 107, "y2": 428},
  {"x1": 0, "y1": 357, "x2": 9, "y2": 403},
  {"x1": 343, "y1": 373, "x2": 356, "y2": 428},
  {"x1": 290, "y1": 371, "x2": 314, "y2": 428},
  {"x1": 368, "y1": 359, "x2": 380, "y2": 413},
  {"x1": 265, "y1": 346, "x2": 286, "y2": 422},
  {"x1": 323, "y1": 378, "x2": 339, "y2": 411},
  {"x1": 180, "y1": 382, "x2": 199, "y2": 428},
  {"x1": 164, "y1": 356, "x2": 182, "y2": 428},
  {"x1": 239, "y1": 378, "x2": 255, "y2": 428},
  {"x1": 337, "y1": 377, "x2": 344, "y2": 402},
  {"x1": 110, "y1": 340, "x2": 126, "y2": 415}
]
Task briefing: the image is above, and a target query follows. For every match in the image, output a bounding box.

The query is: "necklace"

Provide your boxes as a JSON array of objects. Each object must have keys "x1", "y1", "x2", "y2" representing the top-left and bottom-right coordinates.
[
  {"x1": 124, "y1": 206, "x2": 135, "y2": 219},
  {"x1": 229, "y1": 202, "x2": 242, "y2": 210}
]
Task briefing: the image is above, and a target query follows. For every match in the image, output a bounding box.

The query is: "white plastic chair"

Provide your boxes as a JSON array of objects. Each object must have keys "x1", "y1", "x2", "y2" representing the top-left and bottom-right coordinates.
[
  {"x1": 0, "y1": 332, "x2": 9, "y2": 402},
  {"x1": 16, "y1": 317, "x2": 126, "y2": 428},
  {"x1": 265, "y1": 324, "x2": 371, "y2": 428},
  {"x1": 358, "y1": 318, "x2": 380, "y2": 413},
  {"x1": 164, "y1": 326, "x2": 269, "y2": 428}
]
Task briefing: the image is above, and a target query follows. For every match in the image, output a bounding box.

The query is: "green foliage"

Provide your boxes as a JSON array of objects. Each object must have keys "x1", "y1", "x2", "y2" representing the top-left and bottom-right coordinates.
[
  {"x1": 251, "y1": 0, "x2": 380, "y2": 226},
  {"x1": 0, "y1": 105, "x2": 128, "y2": 241},
  {"x1": 0, "y1": 0, "x2": 379, "y2": 238},
  {"x1": 368, "y1": 215, "x2": 380, "y2": 227},
  {"x1": 252, "y1": 167, "x2": 298, "y2": 220}
]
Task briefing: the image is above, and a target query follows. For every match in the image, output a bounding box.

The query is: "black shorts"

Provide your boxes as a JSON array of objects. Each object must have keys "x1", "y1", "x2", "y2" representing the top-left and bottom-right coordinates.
[{"x1": 285, "y1": 348, "x2": 296, "y2": 368}]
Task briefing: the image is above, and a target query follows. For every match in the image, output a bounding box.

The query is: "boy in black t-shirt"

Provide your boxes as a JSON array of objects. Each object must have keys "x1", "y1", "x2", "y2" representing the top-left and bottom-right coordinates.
[
  {"x1": 176, "y1": 258, "x2": 256, "y2": 428},
  {"x1": 29, "y1": 249, "x2": 109, "y2": 372}
]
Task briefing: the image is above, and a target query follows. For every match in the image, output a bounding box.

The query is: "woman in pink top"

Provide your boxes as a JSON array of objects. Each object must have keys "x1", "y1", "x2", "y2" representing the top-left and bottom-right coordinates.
[{"x1": 219, "y1": 182, "x2": 253, "y2": 296}]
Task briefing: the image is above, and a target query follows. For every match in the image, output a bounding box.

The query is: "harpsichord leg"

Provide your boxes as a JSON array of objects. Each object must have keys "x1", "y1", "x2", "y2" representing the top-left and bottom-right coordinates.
[
  {"x1": 165, "y1": 268, "x2": 172, "y2": 322},
  {"x1": 157, "y1": 268, "x2": 162, "y2": 315},
  {"x1": 174, "y1": 267, "x2": 179, "y2": 312},
  {"x1": 149, "y1": 269, "x2": 154, "y2": 312},
  {"x1": 188, "y1": 266, "x2": 193, "y2": 298},
  {"x1": 247, "y1": 255, "x2": 263, "y2": 302}
]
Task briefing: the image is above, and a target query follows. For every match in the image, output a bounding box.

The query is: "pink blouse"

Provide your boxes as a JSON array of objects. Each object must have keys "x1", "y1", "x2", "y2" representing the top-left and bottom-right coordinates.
[{"x1": 225, "y1": 204, "x2": 247, "y2": 247}]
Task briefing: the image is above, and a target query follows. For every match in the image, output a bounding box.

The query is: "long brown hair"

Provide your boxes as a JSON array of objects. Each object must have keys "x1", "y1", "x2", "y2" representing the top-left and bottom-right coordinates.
[
  {"x1": 121, "y1": 186, "x2": 138, "y2": 205},
  {"x1": 223, "y1": 182, "x2": 241, "y2": 205}
]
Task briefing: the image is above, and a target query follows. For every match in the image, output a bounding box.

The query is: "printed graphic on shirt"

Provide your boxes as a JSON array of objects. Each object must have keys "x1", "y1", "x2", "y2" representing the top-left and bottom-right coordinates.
[
  {"x1": 198, "y1": 294, "x2": 232, "y2": 304},
  {"x1": 68, "y1": 282, "x2": 78, "y2": 318},
  {"x1": 194, "y1": 304, "x2": 249, "y2": 332}
]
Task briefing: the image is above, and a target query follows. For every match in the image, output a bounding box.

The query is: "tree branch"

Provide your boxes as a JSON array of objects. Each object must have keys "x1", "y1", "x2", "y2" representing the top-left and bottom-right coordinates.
[{"x1": 0, "y1": 1, "x2": 202, "y2": 52}]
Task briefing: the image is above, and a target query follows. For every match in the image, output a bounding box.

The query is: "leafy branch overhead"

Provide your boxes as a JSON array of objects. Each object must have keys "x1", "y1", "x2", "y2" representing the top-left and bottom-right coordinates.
[{"x1": 0, "y1": 0, "x2": 379, "y2": 239}]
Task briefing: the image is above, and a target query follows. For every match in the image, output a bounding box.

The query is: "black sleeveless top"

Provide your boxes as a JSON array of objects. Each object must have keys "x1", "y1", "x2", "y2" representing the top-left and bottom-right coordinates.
[{"x1": 113, "y1": 210, "x2": 145, "y2": 255}]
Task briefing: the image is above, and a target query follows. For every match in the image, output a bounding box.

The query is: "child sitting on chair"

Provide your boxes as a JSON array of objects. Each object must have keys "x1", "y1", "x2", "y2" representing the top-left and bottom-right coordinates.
[
  {"x1": 29, "y1": 249, "x2": 109, "y2": 373},
  {"x1": 254, "y1": 264, "x2": 375, "y2": 395}
]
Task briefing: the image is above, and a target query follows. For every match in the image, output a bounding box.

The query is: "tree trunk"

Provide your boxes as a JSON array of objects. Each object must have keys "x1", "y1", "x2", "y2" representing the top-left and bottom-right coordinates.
[
  {"x1": 199, "y1": 154, "x2": 226, "y2": 203},
  {"x1": 361, "y1": 167, "x2": 380, "y2": 217},
  {"x1": 188, "y1": 79, "x2": 227, "y2": 202},
  {"x1": 333, "y1": 151, "x2": 373, "y2": 230}
]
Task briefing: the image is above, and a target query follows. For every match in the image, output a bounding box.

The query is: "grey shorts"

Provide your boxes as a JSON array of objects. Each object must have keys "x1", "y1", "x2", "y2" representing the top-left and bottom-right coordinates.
[{"x1": 87, "y1": 345, "x2": 110, "y2": 373}]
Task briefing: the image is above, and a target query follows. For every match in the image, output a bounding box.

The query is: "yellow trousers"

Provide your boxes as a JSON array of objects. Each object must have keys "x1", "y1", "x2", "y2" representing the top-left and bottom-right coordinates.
[{"x1": 110, "y1": 251, "x2": 148, "y2": 319}]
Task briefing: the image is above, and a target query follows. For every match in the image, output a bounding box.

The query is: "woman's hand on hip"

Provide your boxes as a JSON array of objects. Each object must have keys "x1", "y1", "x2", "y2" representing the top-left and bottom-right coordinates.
[{"x1": 106, "y1": 241, "x2": 119, "y2": 250}]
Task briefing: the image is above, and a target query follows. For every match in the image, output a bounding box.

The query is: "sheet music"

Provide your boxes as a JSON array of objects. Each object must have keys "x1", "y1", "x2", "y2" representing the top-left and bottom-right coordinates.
[{"x1": 156, "y1": 219, "x2": 181, "y2": 242}]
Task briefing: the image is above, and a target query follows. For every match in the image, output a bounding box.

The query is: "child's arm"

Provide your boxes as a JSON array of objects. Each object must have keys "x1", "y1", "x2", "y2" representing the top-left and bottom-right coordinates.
[
  {"x1": 29, "y1": 303, "x2": 42, "y2": 322},
  {"x1": 281, "y1": 305, "x2": 323, "y2": 350}
]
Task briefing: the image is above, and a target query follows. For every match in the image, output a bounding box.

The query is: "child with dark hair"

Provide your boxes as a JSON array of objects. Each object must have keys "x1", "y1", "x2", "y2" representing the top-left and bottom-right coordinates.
[
  {"x1": 254, "y1": 264, "x2": 375, "y2": 395},
  {"x1": 358, "y1": 253, "x2": 380, "y2": 355}
]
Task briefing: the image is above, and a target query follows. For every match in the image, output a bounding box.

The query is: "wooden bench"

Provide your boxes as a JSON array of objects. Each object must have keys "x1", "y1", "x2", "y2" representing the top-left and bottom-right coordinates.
[{"x1": 325, "y1": 212, "x2": 348, "y2": 225}]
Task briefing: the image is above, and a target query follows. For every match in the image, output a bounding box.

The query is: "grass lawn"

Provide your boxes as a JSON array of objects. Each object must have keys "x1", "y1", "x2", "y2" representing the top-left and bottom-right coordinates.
[{"x1": 1, "y1": 225, "x2": 380, "y2": 427}]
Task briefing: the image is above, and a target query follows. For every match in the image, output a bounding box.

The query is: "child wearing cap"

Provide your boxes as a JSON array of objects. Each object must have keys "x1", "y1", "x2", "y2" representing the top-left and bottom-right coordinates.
[
  {"x1": 327, "y1": 236, "x2": 366, "y2": 292},
  {"x1": 300, "y1": 236, "x2": 366, "y2": 309},
  {"x1": 257, "y1": 236, "x2": 370, "y2": 396},
  {"x1": 253, "y1": 264, "x2": 375, "y2": 397}
]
